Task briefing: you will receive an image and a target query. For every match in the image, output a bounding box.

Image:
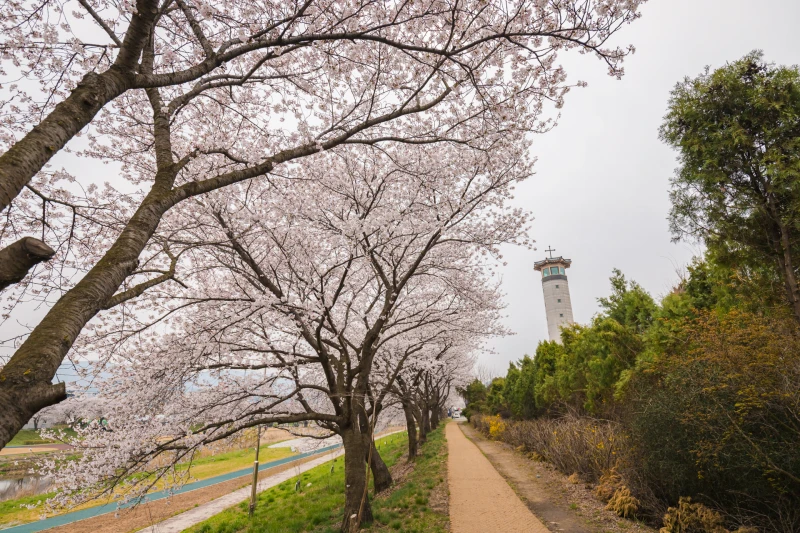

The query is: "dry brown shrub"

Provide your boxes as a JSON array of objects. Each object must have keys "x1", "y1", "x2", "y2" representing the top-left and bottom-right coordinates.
[
  {"x1": 499, "y1": 414, "x2": 622, "y2": 483},
  {"x1": 472, "y1": 413, "x2": 662, "y2": 521},
  {"x1": 528, "y1": 451, "x2": 545, "y2": 462},
  {"x1": 567, "y1": 473, "x2": 580, "y2": 484},
  {"x1": 595, "y1": 467, "x2": 624, "y2": 501},
  {"x1": 607, "y1": 486, "x2": 640, "y2": 518},
  {"x1": 660, "y1": 497, "x2": 728, "y2": 533},
  {"x1": 470, "y1": 414, "x2": 491, "y2": 435}
]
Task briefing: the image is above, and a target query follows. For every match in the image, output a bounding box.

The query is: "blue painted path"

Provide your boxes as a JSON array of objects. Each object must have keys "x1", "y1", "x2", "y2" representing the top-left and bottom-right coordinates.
[{"x1": 1, "y1": 443, "x2": 341, "y2": 533}]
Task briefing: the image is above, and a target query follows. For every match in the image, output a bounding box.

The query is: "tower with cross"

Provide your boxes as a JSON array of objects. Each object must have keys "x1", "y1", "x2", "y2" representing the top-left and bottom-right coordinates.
[{"x1": 533, "y1": 247, "x2": 574, "y2": 343}]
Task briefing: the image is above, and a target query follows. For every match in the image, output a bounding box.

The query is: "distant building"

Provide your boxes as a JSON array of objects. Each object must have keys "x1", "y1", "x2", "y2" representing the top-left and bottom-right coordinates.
[{"x1": 534, "y1": 249, "x2": 575, "y2": 343}]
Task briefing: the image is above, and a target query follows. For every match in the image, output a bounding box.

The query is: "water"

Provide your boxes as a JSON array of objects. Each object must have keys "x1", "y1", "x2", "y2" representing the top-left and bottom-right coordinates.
[{"x1": 0, "y1": 476, "x2": 53, "y2": 502}]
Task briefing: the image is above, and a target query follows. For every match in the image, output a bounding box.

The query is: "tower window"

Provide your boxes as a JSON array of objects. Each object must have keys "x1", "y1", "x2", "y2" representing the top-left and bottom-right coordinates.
[
  {"x1": 560, "y1": 267, "x2": 566, "y2": 275},
  {"x1": 557, "y1": 299, "x2": 561, "y2": 302},
  {"x1": 560, "y1": 313, "x2": 564, "y2": 317},
  {"x1": 555, "y1": 284, "x2": 559, "y2": 288}
]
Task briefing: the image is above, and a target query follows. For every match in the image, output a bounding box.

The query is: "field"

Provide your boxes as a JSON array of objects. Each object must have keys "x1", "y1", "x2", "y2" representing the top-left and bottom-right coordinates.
[{"x1": 6, "y1": 427, "x2": 78, "y2": 447}]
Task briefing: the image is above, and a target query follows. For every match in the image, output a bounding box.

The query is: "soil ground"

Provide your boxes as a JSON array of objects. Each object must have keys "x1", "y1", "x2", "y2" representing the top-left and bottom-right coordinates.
[{"x1": 459, "y1": 423, "x2": 656, "y2": 533}]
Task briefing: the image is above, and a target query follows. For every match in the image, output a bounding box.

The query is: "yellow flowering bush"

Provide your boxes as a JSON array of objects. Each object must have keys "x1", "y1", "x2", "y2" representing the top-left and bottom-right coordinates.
[{"x1": 486, "y1": 415, "x2": 507, "y2": 440}]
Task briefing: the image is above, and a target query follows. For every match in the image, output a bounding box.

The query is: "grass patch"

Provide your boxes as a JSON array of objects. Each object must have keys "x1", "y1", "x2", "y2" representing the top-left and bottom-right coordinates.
[
  {"x1": 0, "y1": 491, "x2": 57, "y2": 526},
  {"x1": 365, "y1": 427, "x2": 448, "y2": 533},
  {"x1": 6, "y1": 426, "x2": 78, "y2": 446},
  {"x1": 180, "y1": 444, "x2": 296, "y2": 481},
  {"x1": 188, "y1": 427, "x2": 448, "y2": 533}
]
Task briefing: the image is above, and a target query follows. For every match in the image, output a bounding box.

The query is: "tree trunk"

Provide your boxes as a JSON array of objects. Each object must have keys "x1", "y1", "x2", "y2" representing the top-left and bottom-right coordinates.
[
  {"x1": 775, "y1": 222, "x2": 800, "y2": 325},
  {"x1": 369, "y1": 441, "x2": 392, "y2": 493},
  {"x1": 0, "y1": 176, "x2": 177, "y2": 448},
  {"x1": 0, "y1": 70, "x2": 134, "y2": 212},
  {"x1": 430, "y1": 389, "x2": 441, "y2": 429},
  {"x1": 0, "y1": 0, "x2": 162, "y2": 213},
  {"x1": 422, "y1": 407, "x2": 431, "y2": 434},
  {"x1": 341, "y1": 426, "x2": 373, "y2": 532},
  {"x1": 0, "y1": 237, "x2": 56, "y2": 291},
  {"x1": 414, "y1": 405, "x2": 427, "y2": 444},
  {"x1": 403, "y1": 402, "x2": 417, "y2": 460}
]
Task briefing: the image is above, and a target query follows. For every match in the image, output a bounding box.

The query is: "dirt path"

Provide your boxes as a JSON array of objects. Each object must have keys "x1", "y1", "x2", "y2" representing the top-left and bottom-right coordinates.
[
  {"x1": 446, "y1": 422, "x2": 550, "y2": 533},
  {"x1": 459, "y1": 424, "x2": 656, "y2": 533}
]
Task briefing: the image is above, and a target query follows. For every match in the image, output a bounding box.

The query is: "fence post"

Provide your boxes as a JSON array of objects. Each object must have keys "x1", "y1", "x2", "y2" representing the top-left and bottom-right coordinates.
[{"x1": 249, "y1": 424, "x2": 262, "y2": 517}]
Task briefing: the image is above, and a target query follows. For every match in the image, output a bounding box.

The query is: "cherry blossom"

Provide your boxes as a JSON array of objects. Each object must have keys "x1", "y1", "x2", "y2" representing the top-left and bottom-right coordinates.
[
  {"x1": 1, "y1": 0, "x2": 646, "y2": 472},
  {"x1": 38, "y1": 141, "x2": 523, "y2": 527}
]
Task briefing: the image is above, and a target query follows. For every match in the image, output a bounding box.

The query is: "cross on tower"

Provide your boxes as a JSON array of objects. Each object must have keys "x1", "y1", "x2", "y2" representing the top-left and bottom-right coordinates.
[{"x1": 545, "y1": 246, "x2": 556, "y2": 259}]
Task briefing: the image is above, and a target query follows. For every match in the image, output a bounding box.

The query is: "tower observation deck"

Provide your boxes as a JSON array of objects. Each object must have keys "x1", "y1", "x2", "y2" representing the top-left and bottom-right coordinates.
[{"x1": 533, "y1": 248, "x2": 574, "y2": 343}]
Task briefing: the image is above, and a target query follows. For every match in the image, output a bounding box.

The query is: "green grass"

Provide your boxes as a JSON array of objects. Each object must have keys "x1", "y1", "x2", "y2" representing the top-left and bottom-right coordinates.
[
  {"x1": 364, "y1": 428, "x2": 448, "y2": 533},
  {"x1": 178, "y1": 444, "x2": 295, "y2": 481},
  {"x1": 188, "y1": 426, "x2": 449, "y2": 533},
  {"x1": 6, "y1": 426, "x2": 78, "y2": 446},
  {"x1": 0, "y1": 491, "x2": 57, "y2": 526}
]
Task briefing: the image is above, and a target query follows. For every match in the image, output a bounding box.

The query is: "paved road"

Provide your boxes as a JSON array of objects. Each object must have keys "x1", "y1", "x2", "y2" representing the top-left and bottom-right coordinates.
[{"x1": 447, "y1": 422, "x2": 550, "y2": 533}]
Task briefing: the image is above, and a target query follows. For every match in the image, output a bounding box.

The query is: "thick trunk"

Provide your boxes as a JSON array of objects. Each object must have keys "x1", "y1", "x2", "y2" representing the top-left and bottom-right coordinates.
[
  {"x1": 403, "y1": 402, "x2": 418, "y2": 460},
  {"x1": 0, "y1": 237, "x2": 56, "y2": 290},
  {"x1": 341, "y1": 427, "x2": 373, "y2": 532},
  {"x1": 430, "y1": 389, "x2": 441, "y2": 429},
  {"x1": 415, "y1": 406, "x2": 428, "y2": 444},
  {"x1": 422, "y1": 407, "x2": 431, "y2": 434},
  {"x1": 0, "y1": 70, "x2": 131, "y2": 212},
  {"x1": 0, "y1": 0, "x2": 160, "y2": 212},
  {"x1": 369, "y1": 441, "x2": 392, "y2": 493},
  {"x1": 0, "y1": 178, "x2": 177, "y2": 448}
]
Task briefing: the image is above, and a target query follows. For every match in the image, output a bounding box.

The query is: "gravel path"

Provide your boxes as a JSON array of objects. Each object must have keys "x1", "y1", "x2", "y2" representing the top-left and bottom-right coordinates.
[{"x1": 446, "y1": 422, "x2": 550, "y2": 533}]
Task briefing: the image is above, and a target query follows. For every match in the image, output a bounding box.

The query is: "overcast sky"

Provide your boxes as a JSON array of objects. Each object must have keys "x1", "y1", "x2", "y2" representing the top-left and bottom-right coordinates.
[{"x1": 481, "y1": 0, "x2": 800, "y2": 374}]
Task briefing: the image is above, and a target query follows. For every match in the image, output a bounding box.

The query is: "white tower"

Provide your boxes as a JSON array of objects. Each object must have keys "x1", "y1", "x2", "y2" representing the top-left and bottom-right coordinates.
[{"x1": 533, "y1": 248, "x2": 574, "y2": 343}]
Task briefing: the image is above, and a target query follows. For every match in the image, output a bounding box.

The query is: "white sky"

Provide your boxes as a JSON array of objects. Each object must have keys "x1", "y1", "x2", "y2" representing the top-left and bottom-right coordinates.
[{"x1": 481, "y1": 0, "x2": 800, "y2": 374}]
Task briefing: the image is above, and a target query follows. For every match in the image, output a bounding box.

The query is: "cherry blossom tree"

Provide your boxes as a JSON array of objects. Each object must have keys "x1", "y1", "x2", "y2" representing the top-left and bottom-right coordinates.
[
  {"x1": 39, "y1": 141, "x2": 522, "y2": 529},
  {"x1": 1, "y1": 0, "x2": 647, "y2": 450},
  {"x1": 388, "y1": 340, "x2": 476, "y2": 459},
  {"x1": 0, "y1": 0, "x2": 645, "y2": 214}
]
